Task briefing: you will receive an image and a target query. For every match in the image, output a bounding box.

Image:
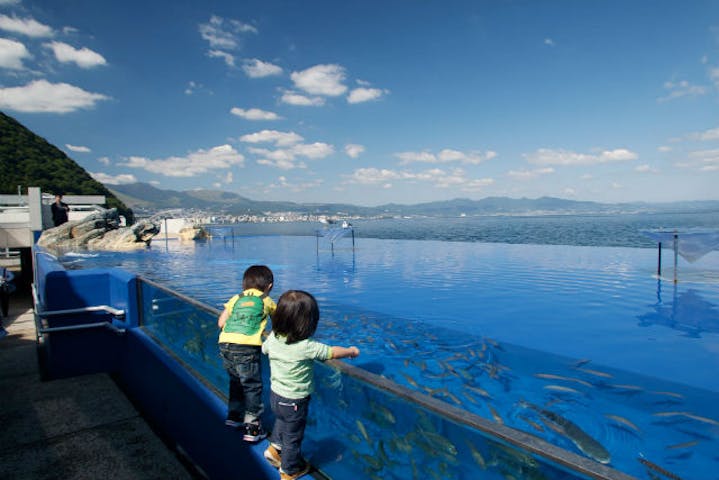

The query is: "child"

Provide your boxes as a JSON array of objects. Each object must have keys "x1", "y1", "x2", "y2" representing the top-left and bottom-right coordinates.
[
  {"x1": 218, "y1": 265, "x2": 276, "y2": 442},
  {"x1": 262, "y1": 290, "x2": 359, "y2": 480}
]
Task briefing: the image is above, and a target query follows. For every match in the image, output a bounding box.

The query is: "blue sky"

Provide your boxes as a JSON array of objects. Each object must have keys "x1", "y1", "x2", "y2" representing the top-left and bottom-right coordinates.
[{"x1": 1, "y1": 0, "x2": 718, "y2": 206}]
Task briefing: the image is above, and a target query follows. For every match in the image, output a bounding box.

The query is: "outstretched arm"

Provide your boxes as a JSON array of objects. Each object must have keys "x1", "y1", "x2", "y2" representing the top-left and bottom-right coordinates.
[
  {"x1": 217, "y1": 309, "x2": 229, "y2": 329},
  {"x1": 331, "y1": 346, "x2": 360, "y2": 359}
]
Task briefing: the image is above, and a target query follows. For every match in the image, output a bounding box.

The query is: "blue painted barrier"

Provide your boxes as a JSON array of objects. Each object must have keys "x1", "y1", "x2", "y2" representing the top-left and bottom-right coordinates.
[{"x1": 33, "y1": 248, "x2": 277, "y2": 479}]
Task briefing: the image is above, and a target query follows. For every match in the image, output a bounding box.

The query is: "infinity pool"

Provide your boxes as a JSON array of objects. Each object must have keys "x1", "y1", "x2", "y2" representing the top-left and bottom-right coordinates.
[{"x1": 61, "y1": 235, "x2": 719, "y2": 479}]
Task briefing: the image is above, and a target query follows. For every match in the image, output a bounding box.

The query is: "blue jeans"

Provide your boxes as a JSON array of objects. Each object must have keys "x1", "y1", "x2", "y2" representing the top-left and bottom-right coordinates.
[
  {"x1": 219, "y1": 343, "x2": 263, "y2": 424},
  {"x1": 269, "y1": 391, "x2": 310, "y2": 474}
]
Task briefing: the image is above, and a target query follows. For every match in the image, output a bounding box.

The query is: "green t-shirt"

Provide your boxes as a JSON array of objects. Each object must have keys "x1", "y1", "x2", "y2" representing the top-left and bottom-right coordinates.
[{"x1": 262, "y1": 333, "x2": 332, "y2": 399}]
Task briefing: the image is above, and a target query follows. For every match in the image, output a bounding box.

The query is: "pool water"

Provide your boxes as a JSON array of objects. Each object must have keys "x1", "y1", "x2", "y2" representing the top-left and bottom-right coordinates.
[{"x1": 61, "y1": 235, "x2": 719, "y2": 479}]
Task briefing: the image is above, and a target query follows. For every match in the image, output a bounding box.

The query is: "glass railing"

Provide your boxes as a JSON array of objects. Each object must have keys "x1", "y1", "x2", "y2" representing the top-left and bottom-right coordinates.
[{"x1": 136, "y1": 276, "x2": 634, "y2": 480}]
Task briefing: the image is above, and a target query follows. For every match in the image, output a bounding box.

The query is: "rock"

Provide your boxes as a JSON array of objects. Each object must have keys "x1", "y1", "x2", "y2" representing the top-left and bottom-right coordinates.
[
  {"x1": 37, "y1": 208, "x2": 160, "y2": 251},
  {"x1": 177, "y1": 226, "x2": 207, "y2": 241}
]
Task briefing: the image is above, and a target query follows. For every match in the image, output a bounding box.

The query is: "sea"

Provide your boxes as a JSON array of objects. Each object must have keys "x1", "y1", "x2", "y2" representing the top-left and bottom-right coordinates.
[{"x1": 60, "y1": 211, "x2": 719, "y2": 480}]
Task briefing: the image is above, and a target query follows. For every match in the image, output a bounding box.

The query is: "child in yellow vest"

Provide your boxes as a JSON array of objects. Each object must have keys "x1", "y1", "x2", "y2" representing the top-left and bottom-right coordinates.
[{"x1": 218, "y1": 265, "x2": 276, "y2": 442}]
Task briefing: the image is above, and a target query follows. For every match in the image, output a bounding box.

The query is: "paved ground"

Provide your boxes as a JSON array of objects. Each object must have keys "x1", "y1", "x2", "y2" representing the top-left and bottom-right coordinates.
[{"x1": 0, "y1": 279, "x2": 196, "y2": 480}]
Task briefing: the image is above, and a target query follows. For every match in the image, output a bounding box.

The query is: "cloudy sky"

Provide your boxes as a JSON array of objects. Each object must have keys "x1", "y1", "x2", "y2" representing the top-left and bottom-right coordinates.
[{"x1": 1, "y1": 0, "x2": 718, "y2": 205}]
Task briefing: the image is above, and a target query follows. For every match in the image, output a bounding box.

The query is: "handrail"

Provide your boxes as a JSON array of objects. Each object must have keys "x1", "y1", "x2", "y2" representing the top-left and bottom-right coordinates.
[
  {"x1": 32, "y1": 283, "x2": 127, "y2": 339},
  {"x1": 137, "y1": 277, "x2": 636, "y2": 480},
  {"x1": 38, "y1": 305, "x2": 125, "y2": 318},
  {"x1": 38, "y1": 322, "x2": 126, "y2": 334}
]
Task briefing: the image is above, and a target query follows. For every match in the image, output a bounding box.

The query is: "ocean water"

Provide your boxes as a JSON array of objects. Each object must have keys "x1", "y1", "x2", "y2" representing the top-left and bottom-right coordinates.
[{"x1": 60, "y1": 212, "x2": 719, "y2": 480}]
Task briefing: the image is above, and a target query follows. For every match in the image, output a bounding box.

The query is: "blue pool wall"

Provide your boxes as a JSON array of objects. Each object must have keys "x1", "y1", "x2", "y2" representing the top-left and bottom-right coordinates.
[{"x1": 34, "y1": 248, "x2": 278, "y2": 480}]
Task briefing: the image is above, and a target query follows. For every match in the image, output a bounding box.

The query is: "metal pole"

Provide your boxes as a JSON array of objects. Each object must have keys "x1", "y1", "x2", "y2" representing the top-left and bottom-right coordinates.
[
  {"x1": 352, "y1": 228, "x2": 355, "y2": 252},
  {"x1": 657, "y1": 241, "x2": 662, "y2": 277},
  {"x1": 673, "y1": 233, "x2": 678, "y2": 284}
]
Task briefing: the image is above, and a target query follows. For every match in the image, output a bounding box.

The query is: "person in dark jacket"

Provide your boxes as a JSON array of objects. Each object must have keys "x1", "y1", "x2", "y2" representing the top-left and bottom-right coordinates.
[{"x1": 51, "y1": 193, "x2": 70, "y2": 227}]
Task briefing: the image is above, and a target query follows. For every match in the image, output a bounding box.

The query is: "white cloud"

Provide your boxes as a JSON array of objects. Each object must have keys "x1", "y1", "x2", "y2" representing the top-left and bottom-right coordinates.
[
  {"x1": 265, "y1": 176, "x2": 323, "y2": 192},
  {"x1": 90, "y1": 172, "x2": 138, "y2": 185},
  {"x1": 395, "y1": 149, "x2": 496, "y2": 165},
  {"x1": 230, "y1": 107, "x2": 281, "y2": 121},
  {"x1": 239, "y1": 129, "x2": 303, "y2": 146},
  {"x1": 677, "y1": 148, "x2": 719, "y2": 171},
  {"x1": 0, "y1": 0, "x2": 21, "y2": 5},
  {"x1": 65, "y1": 144, "x2": 90, "y2": 153},
  {"x1": 345, "y1": 144, "x2": 365, "y2": 158},
  {"x1": 564, "y1": 188, "x2": 576, "y2": 196},
  {"x1": 0, "y1": 37, "x2": 30, "y2": 69},
  {"x1": 208, "y1": 49, "x2": 235, "y2": 67},
  {"x1": 98, "y1": 156, "x2": 111, "y2": 166},
  {"x1": 224, "y1": 171, "x2": 233, "y2": 184},
  {"x1": 525, "y1": 148, "x2": 638, "y2": 166},
  {"x1": 657, "y1": 145, "x2": 672, "y2": 152},
  {"x1": 347, "y1": 87, "x2": 388, "y2": 104},
  {"x1": 280, "y1": 90, "x2": 325, "y2": 106},
  {"x1": 291, "y1": 142, "x2": 334, "y2": 159},
  {"x1": 0, "y1": 79, "x2": 110, "y2": 113},
  {"x1": 0, "y1": 14, "x2": 53, "y2": 37},
  {"x1": 290, "y1": 64, "x2": 347, "y2": 96},
  {"x1": 507, "y1": 167, "x2": 555, "y2": 179},
  {"x1": 199, "y1": 15, "x2": 256, "y2": 50},
  {"x1": 120, "y1": 144, "x2": 244, "y2": 177},
  {"x1": 248, "y1": 142, "x2": 334, "y2": 170},
  {"x1": 242, "y1": 58, "x2": 283, "y2": 78},
  {"x1": 544, "y1": 38, "x2": 555, "y2": 47},
  {"x1": 635, "y1": 164, "x2": 658, "y2": 173},
  {"x1": 345, "y1": 167, "x2": 494, "y2": 192},
  {"x1": 611, "y1": 182, "x2": 623, "y2": 189},
  {"x1": 44, "y1": 41, "x2": 107, "y2": 68},
  {"x1": 686, "y1": 126, "x2": 719, "y2": 141},
  {"x1": 710, "y1": 67, "x2": 719, "y2": 89},
  {"x1": 658, "y1": 79, "x2": 707, "y2": 103}
]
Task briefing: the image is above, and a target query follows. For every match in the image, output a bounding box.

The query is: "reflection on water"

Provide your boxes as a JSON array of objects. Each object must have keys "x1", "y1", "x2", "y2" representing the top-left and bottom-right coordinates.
[{"x1": 639, "y1": 284, "x2": 719, "y2": 337}]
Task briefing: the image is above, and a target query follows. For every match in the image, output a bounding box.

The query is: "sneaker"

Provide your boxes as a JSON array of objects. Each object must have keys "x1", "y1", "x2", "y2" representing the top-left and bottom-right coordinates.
[
  {"x1": 243, "y1": 422, "x2": 267, "y2": 442},
  {"x1": 263, "y1": 444, "x2": 282, "y2": 468},
  {"x1": 224, "y1": 419, "x2": 243, "y2": 429},
  {"x1": 279, "y1": 463, "x2": 311, "y2": 480}
]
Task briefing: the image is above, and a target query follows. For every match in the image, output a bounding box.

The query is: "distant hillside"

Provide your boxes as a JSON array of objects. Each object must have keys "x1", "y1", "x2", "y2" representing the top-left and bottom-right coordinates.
[
  {"x1": 0, "y1": 111, "x2": 133, "y2": 222},
  {"x1": 109, "y1": 182, "x2": 719, "y2": 217}
]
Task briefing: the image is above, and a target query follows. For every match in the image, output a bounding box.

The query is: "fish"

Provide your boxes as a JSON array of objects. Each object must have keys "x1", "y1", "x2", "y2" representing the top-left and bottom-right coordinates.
[
  {"x1": 576, "y1": 367, "x2": 613, "y2": 378},
  {"x1": 521, "y1": 401, "x2": 611, "y2": 464},
  {"x1": 466, "y1": 385, "x2": 493, "y2": 399},
  {"x1": 609, "y1": 384, "x2": 643, "y2": 392},
  {"x1": 650, "y1": 390, "x2": 684, "y2": 399},
  {"x1": 488, "y1": 405, "x2": 503, "y2": 424},
  {"x1": 401, "y1": 373, "x2": 419, "y2": 388},
  {"x1": 356, "y1": 419, "x2": 370, "y2": 444},
  {"x1": 519, "y1": 414, "x2": 545, "y2": 432},
  {"x1": 666, "y1": 440, "x2": 699, "y2": 450},
  {"x1": 573, "y1": 358, "x2": 591, "y2": 368},
  {"x1": 544, "y1": 385, "x2": 581, "y2": 394},
  {"x1": 637, "y1": 457, "x2": 685, "y2": 480},
  {"x1": 604, "y1": 414, "x2": 640, "y2": 433},
  {"x1": 370, "y1": 401, "x2": 396, "y2": 425},
  {"x1": 466, "y1": 440, "x2": 487, "y2": 469},
  {"x1": 683, "y1": 413, "x2": 719, "y2": 427},
  {"x1": 534, "y1": 373, "x2": 592, "y2": 387},
  {"x1": 461, "y1": 391, "x2": 480, "y2": 404},
  {"x1": 419, "y1": 430, "x2": 458, "y2": 456}
]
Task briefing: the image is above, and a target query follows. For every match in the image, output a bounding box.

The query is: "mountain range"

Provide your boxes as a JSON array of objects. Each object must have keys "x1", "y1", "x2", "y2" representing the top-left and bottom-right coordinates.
[{"x1": 109, "y1": 182, "x2": 719, "y2": 218}]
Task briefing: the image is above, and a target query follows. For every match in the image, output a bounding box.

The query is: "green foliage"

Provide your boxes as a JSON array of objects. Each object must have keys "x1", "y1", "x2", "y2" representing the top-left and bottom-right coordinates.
[{"x1": 0, "y1": 111, "x2": 134, "y2": 223}]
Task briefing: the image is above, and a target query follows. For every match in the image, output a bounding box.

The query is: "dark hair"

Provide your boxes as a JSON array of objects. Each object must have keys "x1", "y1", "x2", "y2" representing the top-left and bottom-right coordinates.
[
  {"x1": 242, "y1": 265, "x2": 273, "y2": 291},
  {"x1": 272, "y1": 290, "x2": 319, "y2": 344}
]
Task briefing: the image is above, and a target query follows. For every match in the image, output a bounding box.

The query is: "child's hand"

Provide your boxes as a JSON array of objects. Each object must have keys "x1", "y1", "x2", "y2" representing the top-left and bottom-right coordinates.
[{"x1": 349, "y1": 346, "x2": 360, "y2": 358}]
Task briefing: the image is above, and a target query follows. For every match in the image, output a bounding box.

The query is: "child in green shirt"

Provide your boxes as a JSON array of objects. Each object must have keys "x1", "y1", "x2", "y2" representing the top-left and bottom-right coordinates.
[{"x1": 262, "y1": 290, "x2": 359, "y2": 480}]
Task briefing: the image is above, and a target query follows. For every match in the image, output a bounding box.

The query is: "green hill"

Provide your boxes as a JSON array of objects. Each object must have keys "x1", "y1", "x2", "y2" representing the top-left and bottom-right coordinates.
[{"x1": 0, "y1": 111, "x2": 133, "y2": 222}]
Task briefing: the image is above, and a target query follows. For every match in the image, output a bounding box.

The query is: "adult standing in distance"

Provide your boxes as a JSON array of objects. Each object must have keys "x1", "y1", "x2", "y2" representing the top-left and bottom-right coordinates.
[{"x1": 51, "y1": 193, "x2": 70, "y2": 227}]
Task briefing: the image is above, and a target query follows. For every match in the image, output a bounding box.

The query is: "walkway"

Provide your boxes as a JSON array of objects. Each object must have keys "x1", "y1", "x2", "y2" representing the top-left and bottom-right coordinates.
[{"x1": 0, "y1": 284, "x2": 196, "y2": 480}]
